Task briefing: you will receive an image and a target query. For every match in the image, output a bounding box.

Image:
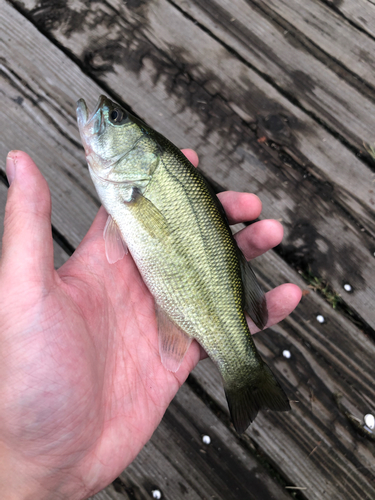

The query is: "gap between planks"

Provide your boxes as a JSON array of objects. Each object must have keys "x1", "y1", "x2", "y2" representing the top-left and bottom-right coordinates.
[{"x1": 4, "y1": 0, "x2": 375, "y2": 329}]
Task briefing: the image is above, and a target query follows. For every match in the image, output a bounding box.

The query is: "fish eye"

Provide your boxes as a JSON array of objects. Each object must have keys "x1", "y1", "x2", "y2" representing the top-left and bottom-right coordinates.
[
  {"x1": 109, "y1": 108, "x2": 127, "y2": 124},
  {"x1": 111, "y1": 109, "x2": 122, "y2": 121}
]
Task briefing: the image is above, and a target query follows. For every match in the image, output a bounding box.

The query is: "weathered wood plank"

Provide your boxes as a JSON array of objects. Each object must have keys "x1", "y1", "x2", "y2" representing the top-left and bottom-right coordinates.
[
  {"x1": 0, "y1": 180, "x2": 69, "y2": 268},
  {"x1": 321, "y1": 0, "x2": 375, "y2": 40},
  {"x1": 250, "y1": 0, "x2": 375, "y2": 86},
  {"x1": 167, "y1": 0, "x2": 375, "y2": 224},
  {"x1": 183, "y1": 0, "x2": 375, "y2": 113},
  {"x1": 191, "y1": 246, "x2": 375, "y2": 500},
  {"x1": 89, "y1": 485, "x2": 125, "y2": 500},
  {"x1": 192, "y1": 360, "x2": 375, "y2": 500},
  {"x1": 2, "y1": 0, "x2": 374, "y2": 374},
  {"x1": 2, "y1": 3, "x2": 375, "y2": 499},
  {"x1": 115, "y1": 383, "x2": 292, "y2": 500},
  {"x1": 0, "y1": 8, "x2": 101, "y2": 248},
  {"x1": 8, "y1": 0, "x2": 375, "y2": 328},
  {"x1": 0, "y1": 5, "x2": 300, "y2": 498},
  {"x1": 13, "y1": 0, "x2": 375, "y2": 233}
]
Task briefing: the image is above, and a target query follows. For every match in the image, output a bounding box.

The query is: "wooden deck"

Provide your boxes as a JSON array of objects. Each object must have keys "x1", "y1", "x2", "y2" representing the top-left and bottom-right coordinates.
[{"x1": 1, "y1": 0, "x2": 375, "y2": 498}]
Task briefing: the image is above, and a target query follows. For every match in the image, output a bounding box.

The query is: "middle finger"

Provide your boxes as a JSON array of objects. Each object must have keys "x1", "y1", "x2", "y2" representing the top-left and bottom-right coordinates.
[{"x1": 234, "y1": 219, "x2": 283, "y2": 260}]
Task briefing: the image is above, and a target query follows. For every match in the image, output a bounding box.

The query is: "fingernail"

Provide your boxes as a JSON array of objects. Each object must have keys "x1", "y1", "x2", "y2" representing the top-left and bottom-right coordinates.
[{"x1": 6, "y1": 152, "x2": 16, "y2": 185}]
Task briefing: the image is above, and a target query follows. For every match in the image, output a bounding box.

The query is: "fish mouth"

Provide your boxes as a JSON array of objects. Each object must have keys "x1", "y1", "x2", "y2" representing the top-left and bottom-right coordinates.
[
  {"x1": 76, "y1": 98, "x2": 88, "y2": 129},
  {"x1": 76, "y1": 95, "x2": 127, "y2": 173},
  {"x1": 76, "y1": 95, "x2": 110, "y2": 130}
]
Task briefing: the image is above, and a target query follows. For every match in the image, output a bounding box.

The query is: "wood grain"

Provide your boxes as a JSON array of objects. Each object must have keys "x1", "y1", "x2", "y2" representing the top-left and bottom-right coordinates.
[
  {"x1": 191, "y1": 247, "x2": 375, "y2": 499},
  {"x1": 7, "y1": 0, "x2": 375, "y2": 328},
  {"x1": 322, "y1": 0, "x2": 375, "y2": 39},
  {"x1": 251, "y1": 0, "x2": 375, "y2": 86},
  {"x1": 0, "y1": 5, "x2": 102, "y2": 248},
  {"x1": 115, "y1": 383, "x2": 292, "y2": 500},
  {"x1": 1, "y1": 1, "x2": 375, "y2": 499},
  {"x1": 105, "y1": 256, "x2": 375, "y2": 500},
  {"x1": 168, "y1": 0, "x2": 375, "y2": 228},
  {"x1": 172, "y1": 0, "x2": 375, "y2": 150},
  {"x1": 0, "y1": 4, "x2": 296, "y2": 497},
  {"x1": 88, "y1": 362, "x2": 294, "y2": 500}
]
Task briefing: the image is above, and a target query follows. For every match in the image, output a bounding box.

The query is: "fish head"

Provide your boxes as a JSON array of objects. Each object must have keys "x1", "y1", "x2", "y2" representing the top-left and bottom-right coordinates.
[{"x1": 76, "y1": 95, "x2": 149, "y2": 182}]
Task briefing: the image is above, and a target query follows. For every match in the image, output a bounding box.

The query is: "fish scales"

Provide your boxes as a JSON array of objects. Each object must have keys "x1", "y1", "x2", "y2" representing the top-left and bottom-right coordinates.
[
  {"x1": 77, "y1": 95, "x2": 290, "y2": 433},
  {"x1": 125, "y1": 134, "x2": 255, "y2": 381}
]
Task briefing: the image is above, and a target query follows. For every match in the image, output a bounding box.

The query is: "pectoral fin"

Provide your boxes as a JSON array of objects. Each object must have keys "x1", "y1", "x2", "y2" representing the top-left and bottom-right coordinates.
[
  {"x1": 239, "y1": 252, "x2": 268, "y2": 330},
  {"x1": 127, "y1": 189, "x2": 169, "y2": 239},
  {"x1": 103, "y1": 214, "x2": 128, "y2": 264},
  {"x1": 157, "y1": 306, "x2": 192, "y2": 372}
]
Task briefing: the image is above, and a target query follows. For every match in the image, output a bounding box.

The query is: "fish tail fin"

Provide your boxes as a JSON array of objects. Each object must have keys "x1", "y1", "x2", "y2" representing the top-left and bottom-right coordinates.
[{"x1": 224, "y1": 363, "x2": 290, "y2": 434}]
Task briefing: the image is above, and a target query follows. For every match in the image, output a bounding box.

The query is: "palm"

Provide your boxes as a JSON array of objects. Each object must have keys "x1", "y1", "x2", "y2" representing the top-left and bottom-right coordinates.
[
  {"x1": 0, "y1": 151, "x2": 301, "y2": 499},
  {"x1": 51, "y1": 210, "x2": 195, "y2": 476},
  {"x1": 0, "y1": 208, "x2": 194, "y2": 492}
]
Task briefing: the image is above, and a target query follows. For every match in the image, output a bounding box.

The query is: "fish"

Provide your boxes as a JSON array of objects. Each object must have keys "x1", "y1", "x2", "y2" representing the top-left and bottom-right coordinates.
[{"x1": 76, "y1": 95, "x2": 290, "y2": 433}]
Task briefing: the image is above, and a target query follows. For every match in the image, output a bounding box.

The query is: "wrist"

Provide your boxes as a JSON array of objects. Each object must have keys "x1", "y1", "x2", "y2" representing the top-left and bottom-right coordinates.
[{"x1": 0, "y1": 442, "x2": 86, "y2": 500}]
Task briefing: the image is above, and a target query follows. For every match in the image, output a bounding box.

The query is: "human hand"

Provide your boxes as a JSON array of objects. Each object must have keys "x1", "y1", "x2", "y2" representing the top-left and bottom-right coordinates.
[{"x1": 0, "y1": 150, "x2": 301, "y2": 499}]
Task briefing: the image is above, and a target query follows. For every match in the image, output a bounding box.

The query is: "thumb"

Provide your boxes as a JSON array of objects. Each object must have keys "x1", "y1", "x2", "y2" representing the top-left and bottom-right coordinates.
[{"x1": 1, "y1": 151, "x2": 54, "y2": 284}]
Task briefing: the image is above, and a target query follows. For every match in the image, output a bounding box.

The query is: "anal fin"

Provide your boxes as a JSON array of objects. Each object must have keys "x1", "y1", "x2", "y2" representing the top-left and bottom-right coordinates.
[
  {"x1": 157, "y1": 306, "x2": 192, "y2": 372},
  {"x1": 103, "y1": 214, "x2": 128, "y2": 264}
]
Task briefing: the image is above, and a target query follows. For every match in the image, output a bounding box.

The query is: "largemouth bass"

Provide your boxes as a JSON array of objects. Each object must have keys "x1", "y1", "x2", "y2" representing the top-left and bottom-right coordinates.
[{"x1": 76, "y1": 95, "x2": 290, "y2": 433}]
